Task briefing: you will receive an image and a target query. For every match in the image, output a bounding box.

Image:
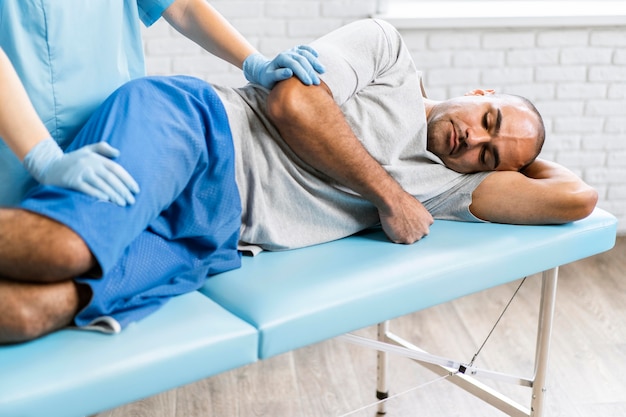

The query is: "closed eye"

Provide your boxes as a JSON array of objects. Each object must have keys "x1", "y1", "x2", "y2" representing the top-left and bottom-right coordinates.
[
  {"x1": 494, "y1": 109, "x2": 502, "y2": 136},
  {"x1": 480, "y1": 146, "x2": 487, "y2": 166},
  {"x1": 482, "y1": 109, "x2": 502, "y2": 136},
  {"x1": 480, "y1": 145, "x2": 500, "y2": 170}
]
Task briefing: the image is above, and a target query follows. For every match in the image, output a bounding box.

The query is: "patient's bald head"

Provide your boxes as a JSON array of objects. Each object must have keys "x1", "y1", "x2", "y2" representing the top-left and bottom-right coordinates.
[{"x1": 425, "y1": 90, "x2": 545, "y2": 174}]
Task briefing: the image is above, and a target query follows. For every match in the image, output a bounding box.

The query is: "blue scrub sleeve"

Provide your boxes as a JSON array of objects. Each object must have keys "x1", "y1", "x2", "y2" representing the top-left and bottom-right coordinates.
[{"x1": 137, "y1": 0, "x2": 176, "y2": 26}]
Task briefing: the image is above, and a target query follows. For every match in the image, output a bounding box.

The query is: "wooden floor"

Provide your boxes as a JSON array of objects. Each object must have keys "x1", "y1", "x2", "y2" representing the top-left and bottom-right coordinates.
[{"x1": 100, "y1": 237, "x2": 626, "y2": 417}]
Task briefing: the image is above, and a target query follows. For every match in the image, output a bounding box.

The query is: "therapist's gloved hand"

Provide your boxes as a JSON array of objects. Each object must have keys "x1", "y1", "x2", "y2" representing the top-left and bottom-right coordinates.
[
  {"x1": 23, "y1": 138, "x2": 140, "y2": 206},
  {"x1": 243, "y1": 45, "x2": 326, "y2": 89}
]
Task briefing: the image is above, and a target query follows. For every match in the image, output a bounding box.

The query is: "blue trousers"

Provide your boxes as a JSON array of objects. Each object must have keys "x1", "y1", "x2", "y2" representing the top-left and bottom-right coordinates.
[{"x1": 20, "y1": 76, "x2": 242, "y2": 329}]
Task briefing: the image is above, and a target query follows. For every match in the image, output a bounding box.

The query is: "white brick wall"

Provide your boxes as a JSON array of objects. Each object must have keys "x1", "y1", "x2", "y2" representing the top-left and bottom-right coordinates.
[
  {"x1": 142, "y1": 0, "x2": 377, "y2": 86},
  {"x1": 141, "y1": 1, "x2": 626, "y2": 233}
]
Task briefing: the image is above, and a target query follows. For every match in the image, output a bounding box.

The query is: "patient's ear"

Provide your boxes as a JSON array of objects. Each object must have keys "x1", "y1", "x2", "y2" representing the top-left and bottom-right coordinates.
[{"x1": 464, "y1": 89, "x2": 496, "y2": 96}]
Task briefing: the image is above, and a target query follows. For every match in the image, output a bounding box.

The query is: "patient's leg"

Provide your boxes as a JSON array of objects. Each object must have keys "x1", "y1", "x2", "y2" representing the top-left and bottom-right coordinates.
[
  {"x1": 0, "y1": 209, "x2": 94, "y2": 343},
  {"x1": 0, "y1": 209, "x2": 96, "y2": 283},
  {"x1": 0, "y1": 278, "x2": 87, "y2": 344}
]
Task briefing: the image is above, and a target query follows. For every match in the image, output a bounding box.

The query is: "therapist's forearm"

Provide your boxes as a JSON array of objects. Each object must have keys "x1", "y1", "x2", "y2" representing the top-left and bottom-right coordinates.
[
  {"x1": 0, "y1": 48, "x2": 49, "y2": 160},
  {"x1": 163, "y1": 0, "x2": 256, "y2": 69}
]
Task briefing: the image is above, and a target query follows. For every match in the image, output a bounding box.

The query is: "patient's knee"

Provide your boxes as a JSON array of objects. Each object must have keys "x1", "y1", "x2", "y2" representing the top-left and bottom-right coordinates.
[
  {"x1": 48, "y1": 233, "x2": 96, "y2": 281},
  {"x1": 1, "y1": 300, "x2": 49, "y2": 343},
  {"x1": 0, "y1": 209, "x2": 96, "y2": 282},
  {"x1": 0, "y1": 280, "x2": 79, "y2": 344}
]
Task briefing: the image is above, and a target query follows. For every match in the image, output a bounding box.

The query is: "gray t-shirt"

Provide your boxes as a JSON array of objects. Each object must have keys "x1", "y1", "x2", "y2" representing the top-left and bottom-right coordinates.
[{"x1": 214, "y1": 19, "x2": 489, "y2": 251}]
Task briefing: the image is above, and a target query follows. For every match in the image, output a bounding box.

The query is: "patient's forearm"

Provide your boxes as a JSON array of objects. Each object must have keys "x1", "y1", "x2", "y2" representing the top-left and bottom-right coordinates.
[
  {"x1": 267, "y1": 77, "x2": 433, "y2": 243},
  {"x1": 525, "y1": 159, "x2": 598, "y2": 220},
  {"x1": 522, "y1": 158, "x2": 581, "y2": 181},
  {"x1": 471, "y1": 159, "x2": 598, "y2": 224}
]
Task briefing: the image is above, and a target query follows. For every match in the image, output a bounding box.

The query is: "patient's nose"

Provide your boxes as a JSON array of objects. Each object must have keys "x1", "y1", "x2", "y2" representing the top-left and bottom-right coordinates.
[{"x1": 465, "y1": 129, "x2": 490, "y2": 147}]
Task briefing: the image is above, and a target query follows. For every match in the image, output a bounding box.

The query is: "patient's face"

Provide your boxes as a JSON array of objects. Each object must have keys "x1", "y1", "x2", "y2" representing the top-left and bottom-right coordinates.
[{"x1": 426, "y1": 94, "x2": 540, "y2": 174}]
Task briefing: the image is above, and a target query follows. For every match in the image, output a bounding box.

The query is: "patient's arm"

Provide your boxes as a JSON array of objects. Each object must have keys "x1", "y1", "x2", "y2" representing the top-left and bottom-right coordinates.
[
  {"x1": 267, "y1": 77, "x2": 433, "y2": 244},
  {"x1": 470, "y1": 159, "x2": 598, "y2": 224}
]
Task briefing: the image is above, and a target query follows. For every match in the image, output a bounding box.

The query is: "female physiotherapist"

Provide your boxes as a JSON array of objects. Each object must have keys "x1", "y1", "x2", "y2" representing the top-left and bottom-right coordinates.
[{"x1": 0, "y1": 0, "x2": 324, "y2": 206}]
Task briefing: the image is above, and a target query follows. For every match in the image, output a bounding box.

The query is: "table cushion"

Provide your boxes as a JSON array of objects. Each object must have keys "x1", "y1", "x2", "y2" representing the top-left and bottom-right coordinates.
[
  {"x1": 201, "y1": 208, "x2": 617, "y2": 359},
  {"x1": 0, "y1": 291, "x2": 258, "y2": 417}
]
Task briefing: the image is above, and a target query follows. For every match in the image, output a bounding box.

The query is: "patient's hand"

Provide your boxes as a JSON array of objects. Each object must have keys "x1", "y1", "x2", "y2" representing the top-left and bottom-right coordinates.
[{"x1": 378, "y1": 191, "x2": 433, "y2": 244}]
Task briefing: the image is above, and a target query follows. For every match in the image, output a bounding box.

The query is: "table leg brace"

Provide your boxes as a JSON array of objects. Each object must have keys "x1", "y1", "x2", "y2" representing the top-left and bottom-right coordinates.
[{"x1": 353, "y1": 267, "x2": 560, "y2": 417}]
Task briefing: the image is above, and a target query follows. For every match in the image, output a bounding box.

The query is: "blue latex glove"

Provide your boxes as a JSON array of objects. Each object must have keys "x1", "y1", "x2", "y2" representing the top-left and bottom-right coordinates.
[
  {"x1": 23, "y1": 138, "x2": 139, "y2": 206},
  {"x1": 243, "y1": 45, "x2": 326, "y2": 89}
]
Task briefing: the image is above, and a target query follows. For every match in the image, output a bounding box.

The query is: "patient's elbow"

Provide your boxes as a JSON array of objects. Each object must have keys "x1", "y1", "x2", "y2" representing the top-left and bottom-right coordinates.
[
  {"x1": 579, "y1": 186, "x2": 599, "y2": 218},
  {"x1": 562, "y1": 186, "x2": 598, "y2": 222}
]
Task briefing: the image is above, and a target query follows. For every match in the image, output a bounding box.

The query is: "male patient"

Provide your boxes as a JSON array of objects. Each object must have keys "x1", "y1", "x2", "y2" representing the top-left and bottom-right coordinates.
[{"x1": 0, "y1": 19, "x2": 597, "y2": 343}]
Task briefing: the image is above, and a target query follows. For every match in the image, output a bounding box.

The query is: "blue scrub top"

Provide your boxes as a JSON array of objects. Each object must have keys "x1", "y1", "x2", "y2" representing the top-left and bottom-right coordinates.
[{"x1": 0, "y1": 0, "x2": 174, "y2": 205}]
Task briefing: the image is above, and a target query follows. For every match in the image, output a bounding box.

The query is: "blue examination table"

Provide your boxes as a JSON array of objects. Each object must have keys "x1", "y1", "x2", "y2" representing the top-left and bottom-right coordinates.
[{"x1": 0, "y1": 208, "x2": 618, "y2": 417}]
